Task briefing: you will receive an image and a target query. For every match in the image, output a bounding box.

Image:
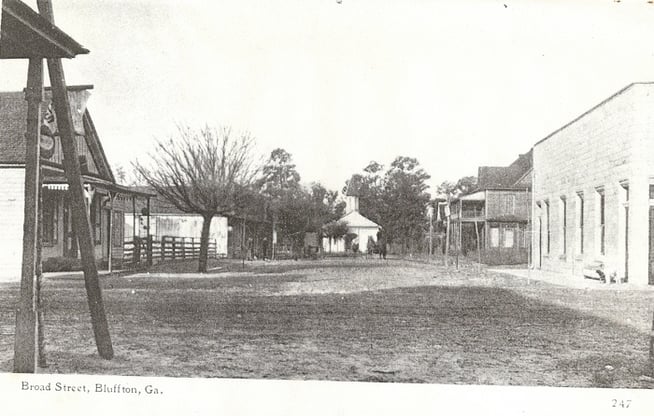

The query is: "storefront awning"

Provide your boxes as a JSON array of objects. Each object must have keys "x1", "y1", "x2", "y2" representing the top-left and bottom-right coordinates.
[
  {"x1": 42, "y1": 183, "x2": 67, "y2": 190},
  {"x1": 42, "y1": 177, "x2": 156, "y2": 198}
]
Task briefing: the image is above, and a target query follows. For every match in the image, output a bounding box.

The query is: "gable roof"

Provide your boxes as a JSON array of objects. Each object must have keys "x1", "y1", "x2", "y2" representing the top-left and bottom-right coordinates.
[
  {"x1": 340, "y1": 210, "x2": 380, "y2": 229},
  {"x1": 533, "y1": 82, "x2": 654, "y2": 148},
  {"x1": 0, "y1": 86, "x2": 115, "y2": 182},
  {"x1": 477, "y1": 149, "x2": 532, "y2": 190}
]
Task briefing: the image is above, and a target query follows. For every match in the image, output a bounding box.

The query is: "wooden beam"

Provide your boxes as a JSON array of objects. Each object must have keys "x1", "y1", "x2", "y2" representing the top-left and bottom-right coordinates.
[
  {"x1": 37, "y1": 0, "x2": 113, "y2": 360},
  {"x1": 13, "y1": 57, "x2": 43, "y2": 373},
  {"x1": 1, "y1": 0, "x2": 89, "y2": 59}
]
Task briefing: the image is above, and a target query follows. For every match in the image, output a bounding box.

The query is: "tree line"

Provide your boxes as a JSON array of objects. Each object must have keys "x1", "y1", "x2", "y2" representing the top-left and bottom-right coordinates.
[{"x1": 131, "y1": 125, "x2": 469, "y2": 271}]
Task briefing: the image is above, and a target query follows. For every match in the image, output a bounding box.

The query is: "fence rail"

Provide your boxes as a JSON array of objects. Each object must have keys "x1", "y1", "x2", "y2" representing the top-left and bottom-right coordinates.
[{"x1": 123, "y1": 236, "x2": 217, "y2": 267}]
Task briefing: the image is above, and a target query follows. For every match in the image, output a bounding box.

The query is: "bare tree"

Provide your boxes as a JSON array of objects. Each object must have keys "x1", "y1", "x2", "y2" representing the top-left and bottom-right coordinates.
[{"x1": 133, "y1": 125, "x2": 259, "y2": 272}]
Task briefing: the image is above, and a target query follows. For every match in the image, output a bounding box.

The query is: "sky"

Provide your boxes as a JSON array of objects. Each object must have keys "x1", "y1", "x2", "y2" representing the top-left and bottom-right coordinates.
[{"x1": 2, "y1": 0, "x2": 654, "y2": 194}]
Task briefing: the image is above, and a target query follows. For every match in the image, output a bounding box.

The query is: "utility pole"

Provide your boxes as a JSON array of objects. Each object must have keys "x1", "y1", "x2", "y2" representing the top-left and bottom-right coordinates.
[
  {"x1": 13, "y1": 58, "x2": 43, "y2": 373},
  {"x1": 427, "y1": 205, "x2": 433, "y2": 260}
]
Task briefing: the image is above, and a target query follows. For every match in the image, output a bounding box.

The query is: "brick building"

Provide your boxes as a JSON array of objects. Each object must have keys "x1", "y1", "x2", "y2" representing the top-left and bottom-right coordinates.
[{"x1": 531, "y1": 82, "x2": 654, "y2": 285}]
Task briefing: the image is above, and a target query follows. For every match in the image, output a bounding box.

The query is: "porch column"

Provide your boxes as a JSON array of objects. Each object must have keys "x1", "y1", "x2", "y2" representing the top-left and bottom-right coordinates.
[
  {"x1": 107, "y1": 192, "x2": 115, "y2": 273},
  {"x1": 146, "y1": 196, "x2": 152, "y2": 266},
  {"x1": 131, "y1": 195, "x2": 136, "y2": 239}
]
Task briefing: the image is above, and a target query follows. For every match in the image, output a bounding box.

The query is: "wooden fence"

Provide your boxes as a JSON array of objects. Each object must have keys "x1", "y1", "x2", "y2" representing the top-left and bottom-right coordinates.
[{"x1": 123, "y1": 236, "x2": 217, "y2": 267}]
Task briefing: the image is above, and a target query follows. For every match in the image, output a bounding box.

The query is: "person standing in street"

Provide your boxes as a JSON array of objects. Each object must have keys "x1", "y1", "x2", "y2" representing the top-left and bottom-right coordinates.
[{"x1": 262, "y1": 237, "x2": 269, "y2": 261}]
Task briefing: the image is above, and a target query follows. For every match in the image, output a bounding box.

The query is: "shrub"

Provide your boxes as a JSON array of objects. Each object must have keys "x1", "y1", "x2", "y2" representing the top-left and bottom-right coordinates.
[{"x1": 42, "y1": 257, "x2": 83, "y2": 272}]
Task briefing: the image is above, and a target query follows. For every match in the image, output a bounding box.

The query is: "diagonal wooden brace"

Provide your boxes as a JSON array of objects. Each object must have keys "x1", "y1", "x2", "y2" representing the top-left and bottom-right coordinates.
[{"x1": 37, "y1": 0, "x2": 113, "y2": 360}]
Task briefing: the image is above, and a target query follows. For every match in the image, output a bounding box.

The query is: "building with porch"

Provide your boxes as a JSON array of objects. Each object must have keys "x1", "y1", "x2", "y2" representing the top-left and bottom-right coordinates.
[
  {"x1": 450, "y1": 151, "x2": 532, "y2": 262},
  {"x1": 0, "y1": 86, "x2": 151, "y2": 281},
  {"x1": 531, "y1": 82, "x2": 654, "y2": 286}
]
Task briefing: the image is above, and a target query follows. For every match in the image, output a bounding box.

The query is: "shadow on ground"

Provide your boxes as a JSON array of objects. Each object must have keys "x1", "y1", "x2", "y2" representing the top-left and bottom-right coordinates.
[{"x1": 1, "y1": 275, "x2": 652, "y2": 388}]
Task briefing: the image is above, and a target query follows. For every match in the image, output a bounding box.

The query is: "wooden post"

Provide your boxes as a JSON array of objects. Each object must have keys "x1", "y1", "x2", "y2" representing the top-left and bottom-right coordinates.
[
  {"x1": 444, "y1": 202, "x2": 450, "y2": 268},
  {"x1": 131, "y1": 196, "x2": 136, "y2": 239},
  {"x1": 36, "y1": 169, "x2": 46, "y2": 368},
  {"x1": 456, "y1": 200, "x2": 462, "y2": 270},
  {"x1": 107, "y1": 193, "x2": 115, "y2": 273},
  {"x1": 38, "y1": 0, "x2": 113, "y2": 360},
  {"x1": 650, "y1": 311, "x2": 654, "y2": 375},
  {"x1": 161, "y1": 236, "x2": 166, "y2": 262},
  {"x1": 271, "y1": 216, "x2": 276, "y2": 261},
  {"x1": 13, "y1": 58, "x2": 43, "y2": 373},
  {"x1": 475, "y1": 219, "x2": 481, "y2": 274},
  {"x1": 242, "y1": 218, "x2": 246, "y2": 268},
  {"x1": 146, "y1": 197, "x2": 152, "y2": 266},
  {"x1": 428, "y1": 206, "x2": 433, "y2": 260}
]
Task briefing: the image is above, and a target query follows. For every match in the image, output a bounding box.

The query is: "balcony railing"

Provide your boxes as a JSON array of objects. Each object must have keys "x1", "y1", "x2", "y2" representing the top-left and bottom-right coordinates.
[{"x1": 461, "y1": 208, "x2": 485, "y2": 218}]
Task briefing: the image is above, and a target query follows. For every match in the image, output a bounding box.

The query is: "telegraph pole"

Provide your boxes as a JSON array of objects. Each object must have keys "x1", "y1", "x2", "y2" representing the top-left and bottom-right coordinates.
[
  {"x1": 427, "y1": 205, "x2": 433, "y2": 260},
  {"x1": 444, "y1": 200, "x2": 450, "y2": 268},
  {"x1": 13, "y1": 58, "x2": 43, "y2": 373}
]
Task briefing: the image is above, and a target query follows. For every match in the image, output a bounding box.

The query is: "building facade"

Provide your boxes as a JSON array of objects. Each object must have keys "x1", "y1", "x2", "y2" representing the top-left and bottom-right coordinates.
[
  {"x1": 531, "y1": 82, "x2": 654, "y2": 285},
  {"x1": 450, "y1": 152, "x2": 532, "y2": 262},
  {"x1": 0, "y1": 87, "x2": 150, "y2": 281}
]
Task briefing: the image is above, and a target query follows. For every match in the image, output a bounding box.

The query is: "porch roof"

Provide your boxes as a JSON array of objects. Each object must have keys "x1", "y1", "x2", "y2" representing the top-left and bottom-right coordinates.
[
  {"x1": 459, "y1": 190, "x2": 485, "y2": 201},
  {"x1": 43, "y1": 176, "x2": 156, "y2": 198},
  {"x1": 0, "y1": 0, "x2": 89, "y2": 59}
]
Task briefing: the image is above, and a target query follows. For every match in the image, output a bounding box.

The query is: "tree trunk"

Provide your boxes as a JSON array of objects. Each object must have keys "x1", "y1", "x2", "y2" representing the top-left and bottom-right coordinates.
[{"x1": 198, "y1": 214, "x2": 213, "y2": 273}]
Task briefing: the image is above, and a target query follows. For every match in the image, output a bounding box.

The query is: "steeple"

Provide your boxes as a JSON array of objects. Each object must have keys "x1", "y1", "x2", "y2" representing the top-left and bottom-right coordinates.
[{"x1": 345, "y1": 176, "x2": 361, "y2": 213}]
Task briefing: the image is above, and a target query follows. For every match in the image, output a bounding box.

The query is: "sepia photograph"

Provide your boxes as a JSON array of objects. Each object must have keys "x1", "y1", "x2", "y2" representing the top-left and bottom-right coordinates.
[{"x1": 1, "y1": 0, "x2": 654, "y2": 414}]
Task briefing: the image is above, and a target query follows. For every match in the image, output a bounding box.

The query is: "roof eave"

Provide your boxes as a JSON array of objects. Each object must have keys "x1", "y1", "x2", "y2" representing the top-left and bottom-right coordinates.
[{"x1": 1, "y1": 0, "x2": 89, "y2": 59}]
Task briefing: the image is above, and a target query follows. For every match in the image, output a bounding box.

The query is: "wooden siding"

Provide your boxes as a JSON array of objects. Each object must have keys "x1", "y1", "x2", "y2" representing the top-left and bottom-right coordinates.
[{"x1": 485, "y1": 190, "x2": 531, "y2": 221}]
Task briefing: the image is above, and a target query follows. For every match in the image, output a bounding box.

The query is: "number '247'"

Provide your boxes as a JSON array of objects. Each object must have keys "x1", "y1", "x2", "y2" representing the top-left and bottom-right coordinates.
[{"x1": 611, "y1": 399, "x2": 631, "y2": 409}]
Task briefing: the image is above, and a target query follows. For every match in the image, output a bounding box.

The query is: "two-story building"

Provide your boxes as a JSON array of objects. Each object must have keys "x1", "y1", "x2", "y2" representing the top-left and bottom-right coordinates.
[{"x1": 450, "y1": 151, "x2": 532, "y2": 263}]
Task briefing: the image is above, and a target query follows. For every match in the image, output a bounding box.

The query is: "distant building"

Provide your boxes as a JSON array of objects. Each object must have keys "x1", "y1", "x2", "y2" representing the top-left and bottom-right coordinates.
[
  {"x1": 323, "y1": 177, "x2": 380, "y2": 253},
  {"x1": 449, "y1": 151, "x2": 532, "y2": 262},
  {"x1": 122, "y1": 188, "x2": 229, "y2": 258},
  {"x1": 531, "y1": 82, "x2": 654, "y2": 285}
]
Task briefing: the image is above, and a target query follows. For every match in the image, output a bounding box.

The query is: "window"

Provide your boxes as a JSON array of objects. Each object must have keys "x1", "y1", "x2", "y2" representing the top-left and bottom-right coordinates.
[
  {"x1": 560, "y1": 196, "x2": 567, "y2": 255},
  {"x1": 42, "y1": 193, "x2": 58, "y2": 245},
  {"x1": 576, "y1": 192, "x2": 584, "y2": 255},
  {"x1": 490, "y1": 226, "x2": 500, "y2": 247},
  {"x1": 112, "y1": 211, "x2": 124, "y2": 248},
  {"x1": 597, "y1": 188, "x2": 605, "y2": 255},
  {"x1": 504, "y1": 227, "x2": 515, "y2": 248},
  {"x1": 649, "y1": 184, "x2": 654, "y2": 200},
  {"x1": 545, "y1": 200, "x2": 550, "y2": 255},
  {"x1": 90, "y1": 196, "x2": 102, "y2": 245}
]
